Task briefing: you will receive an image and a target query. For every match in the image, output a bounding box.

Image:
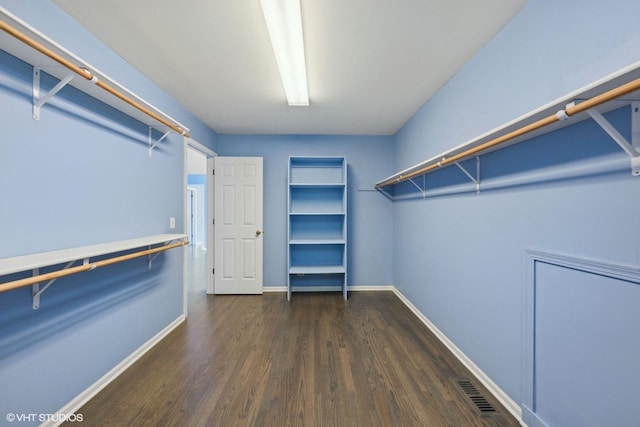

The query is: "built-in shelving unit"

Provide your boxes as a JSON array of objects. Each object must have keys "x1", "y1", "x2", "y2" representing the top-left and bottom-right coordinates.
[
  {"x1": 376, "y1": 62, "x2": 640, "y2": 199},
  {"x1": 0, "y1": 7, "x2": 190, "y2": 154},
  {"x1": 0, "y1": 234, "x2": 188, "y2": 309},
  {"x1": 287, "y1": 157, "x2": 347, "y2": 300}
]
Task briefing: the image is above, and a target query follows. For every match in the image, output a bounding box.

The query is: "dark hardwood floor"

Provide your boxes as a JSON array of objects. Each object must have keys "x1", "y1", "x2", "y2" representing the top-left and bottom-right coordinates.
[{"x1": 67, "y1": 248, "x2": 520, "y2": 426}]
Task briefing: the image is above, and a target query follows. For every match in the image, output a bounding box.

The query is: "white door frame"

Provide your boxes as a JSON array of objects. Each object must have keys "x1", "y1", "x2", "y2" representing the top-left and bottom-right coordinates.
[
  {"x1": 183, "y1": 137, "x2": 217, "y2": 316},
  {"x1": 186, "y1": 187, "x2": 197, "y2": 245}
]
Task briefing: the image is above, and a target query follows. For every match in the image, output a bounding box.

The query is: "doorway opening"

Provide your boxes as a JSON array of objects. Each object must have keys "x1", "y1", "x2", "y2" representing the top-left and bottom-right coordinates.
[{"x1": 184, "y1": 138, "x2": 216, "y2": 315}]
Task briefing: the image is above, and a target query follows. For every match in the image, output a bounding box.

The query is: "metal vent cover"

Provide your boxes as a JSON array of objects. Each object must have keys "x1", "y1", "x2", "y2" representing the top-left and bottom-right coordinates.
[{"x1": 456, "y1": 379, "x2": 497, "y2": 413}]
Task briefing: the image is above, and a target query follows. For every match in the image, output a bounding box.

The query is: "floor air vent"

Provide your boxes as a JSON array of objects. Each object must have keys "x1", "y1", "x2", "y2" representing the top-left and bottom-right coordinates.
[{"x1": 456, "y1": 379, "x2": 496, "y2": 413}]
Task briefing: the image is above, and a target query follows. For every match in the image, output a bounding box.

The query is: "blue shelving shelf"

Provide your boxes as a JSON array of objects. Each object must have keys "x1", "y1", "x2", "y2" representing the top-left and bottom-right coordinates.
[{"x1": 287, "y1": 156, "x2": 347, "y2": 300}]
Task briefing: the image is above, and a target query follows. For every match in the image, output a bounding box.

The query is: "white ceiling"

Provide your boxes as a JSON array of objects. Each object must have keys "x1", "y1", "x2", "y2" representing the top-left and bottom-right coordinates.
[{"x1": 52, "y1": 0, "x2": 526, "y2": 135}]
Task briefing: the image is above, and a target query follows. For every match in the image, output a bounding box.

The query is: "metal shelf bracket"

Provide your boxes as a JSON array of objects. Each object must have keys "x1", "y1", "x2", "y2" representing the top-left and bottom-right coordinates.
[
  {"x1": 31, "y1": 259, "x2": 80, "y2": 310},
  {"x1": 587, "y1": 106, "x2": 640, "y2": 176},
  {"x1": 454, "y1": 156, "x2": 481, "y2": 193},
  {"x1": 32, "y1": 65, "x2": 179, "y2": 157},
  {"x1": 148, "y1": 241, "x2": 177, "y2": 268},
  {"x1": 408, "y1": 175, "x2": 427, "y2": 198},
  {"x1": 33, "y1": 67, "x2": 76, "y2": 120},
  {"x1": 148, "y1": 127, "x2": 172, "y2": 157},
  {"x1": 148, "y1": 245, "x2": 158, "y2": 269},
  {"x1": 30, "y1": 239, "x2": 173, "y2": 308}
]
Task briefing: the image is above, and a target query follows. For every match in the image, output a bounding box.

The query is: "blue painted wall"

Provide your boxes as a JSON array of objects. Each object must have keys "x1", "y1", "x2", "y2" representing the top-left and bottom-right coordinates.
[
  {"x1": 392, "y1": 0, "x2": 640, "y2": 420},
  {"x1": 3, "y1": 0, "x2": 639, "y2": 424},
  {"x1": 187, "y1": 175, "x2": 207, "y2": 186},
  {"x1": 216, "y1": 134, "x2": 394, "y2": 288},
  {"x1": 0, "y1": 1, "x2": 216, "y2": 422}
]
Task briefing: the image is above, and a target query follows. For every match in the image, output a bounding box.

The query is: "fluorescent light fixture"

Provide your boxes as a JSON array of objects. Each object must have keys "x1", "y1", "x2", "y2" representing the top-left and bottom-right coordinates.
[{"x1": 260, "y1": 0, "x2": 309, "y2": 106}]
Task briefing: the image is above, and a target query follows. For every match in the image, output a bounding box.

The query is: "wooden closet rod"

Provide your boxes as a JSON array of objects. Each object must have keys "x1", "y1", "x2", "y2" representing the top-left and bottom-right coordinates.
[
  {"x1": 376, "y1": 77, "x2": 640, "y2": 188},
  {"x1": 0, "y1": 19, "x2": 190, "y2": 138},
  {"x1": 0, "y1": 241, "x2": 188, "y2": 294}
]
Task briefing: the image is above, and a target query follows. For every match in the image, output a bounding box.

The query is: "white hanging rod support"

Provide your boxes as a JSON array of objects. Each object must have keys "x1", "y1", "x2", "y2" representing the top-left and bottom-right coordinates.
[
  {"x1": 376, "y1": 185, "x2": 394, "y2": 200},
  {"x1": 148, "y1": 241, "x2": 175, "y2": 268},
  {"x1": 408, "y1": 178, "x2": 426, "y2": 193},
  {"x1": 32, "y1": 68, "x2": 75, "y2": 120},
  {"x1": 476, "y1": 156, "x2": 481, "y2": 193},
  {"x1": 33, "y1": 260, "x2": 76, "y2": 299},
  {"x1": 148, "y1": 129, "x2": 172, "y2": 157},
  {"x1": 454, "y1": 161, "x2": 479, "y2": 184},
  {"x1": 0, "y1": 17, "x2": 190, "y2": 137},
  {"x1": 632, "y1": 102, "x2": 640, "y2": 149},
  {"x1": 376, "y1": 76, "x2": 640, "y2": 189},
  {"x1": 586, "y1": 109, "x2": 640, "y2": 156},
  {"x1": 454, "y1": 156, "x2": 481, "y2": 193},
  {"x1": 32, "y1": 260, "x2": 76, "y2": 310},
  {"x1": 34, "y1": 72, "x2": 75, "y2": 109},
  {"x1": 423, "y1": 174, "x2": 427, "y2": 198},
  {"x1": 31, "y1": 267, "x2": 39, "y2": 309},
  {"x1": 586, "y1": 108, "x2": 640, "y2": 176}
]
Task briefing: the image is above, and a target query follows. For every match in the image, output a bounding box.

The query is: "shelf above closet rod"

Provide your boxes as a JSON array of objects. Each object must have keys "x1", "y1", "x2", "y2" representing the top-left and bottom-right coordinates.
[
  {"x1": 376, "y1": 62, "x2": 640, "y2": 190},
  {"x1": 0, "y1": 7, "x2": 190, "y2": 140},
  {"x1": 0, "y1": 234, "x2": 188, "y2": 309}
]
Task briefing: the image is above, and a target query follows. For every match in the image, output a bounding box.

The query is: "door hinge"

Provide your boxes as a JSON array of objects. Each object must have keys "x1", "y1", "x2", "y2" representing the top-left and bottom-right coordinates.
[
  {"x1": 212, "y1": 268, "x2": 215, "y2": 275},
  {"x1": 212, "y1": 169, "x2": 215, "y2": 175}
]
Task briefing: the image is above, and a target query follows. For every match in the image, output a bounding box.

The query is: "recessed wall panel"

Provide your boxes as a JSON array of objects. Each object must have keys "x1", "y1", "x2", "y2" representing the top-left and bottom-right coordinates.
[{"x1": 529, "y1": 258, "x2": 640, "y2": 427}]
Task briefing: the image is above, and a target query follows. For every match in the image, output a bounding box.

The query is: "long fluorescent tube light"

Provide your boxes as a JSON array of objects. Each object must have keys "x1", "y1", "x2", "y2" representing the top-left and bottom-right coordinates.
[{"x1": 260, "y1": 0, "x2": 309, "y2": 106}]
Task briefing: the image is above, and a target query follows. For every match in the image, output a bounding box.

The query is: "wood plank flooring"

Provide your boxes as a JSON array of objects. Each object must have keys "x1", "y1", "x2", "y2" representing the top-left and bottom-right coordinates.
[{"x1": 67, "y1": 285, "x2": 520, "y2": 426}]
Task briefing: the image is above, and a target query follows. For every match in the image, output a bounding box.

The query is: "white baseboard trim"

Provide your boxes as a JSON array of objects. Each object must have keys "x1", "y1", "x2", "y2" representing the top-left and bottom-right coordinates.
[
  {"x1": 522, "y1": 406, "x2": 548, "y2": 427},
  {"x1": 391, "y1": 287, "x2": 524, "y2": 425},
  {"x1": 44, "y1": 314, "x2": 186, "y2": 427}
]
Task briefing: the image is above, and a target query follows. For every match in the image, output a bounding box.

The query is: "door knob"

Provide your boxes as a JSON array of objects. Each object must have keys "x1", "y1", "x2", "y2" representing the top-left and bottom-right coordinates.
[{"x1": 256, "y1": 230, "x2": 262, "y2": 236}]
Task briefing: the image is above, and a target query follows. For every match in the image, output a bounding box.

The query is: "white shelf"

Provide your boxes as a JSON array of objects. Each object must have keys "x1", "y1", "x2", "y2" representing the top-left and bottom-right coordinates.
[
  {"x1": 377, "y1": 60, "x2": 640, "y2": 192},
  {"x1": 0, "y1": 234, "x2": 188, "y2": 276},
  {"x1": 290, "y1": 266, "x2": 346, "y2": 274},
  {"x1": 289, "y1": 212, "x2": 345, "y2": 216},
  {"x1": 0, "y1": 234, "x2": 187, "y2": 310},
  {"x1": 289, "y1": 239, "x2": 345, "y2": 245},
  {"x1": 289, "y1": 183, "x2": 345, "y2": 188},
  {"x1": 0, "y1": 7, "x2": 189, "y2": 139}
]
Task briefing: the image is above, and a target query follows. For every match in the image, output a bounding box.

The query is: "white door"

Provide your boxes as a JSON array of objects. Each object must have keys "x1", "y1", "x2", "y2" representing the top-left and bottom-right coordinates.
[{"x1": 214, "y1": 157, "x2": 263, "y2": 294}]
